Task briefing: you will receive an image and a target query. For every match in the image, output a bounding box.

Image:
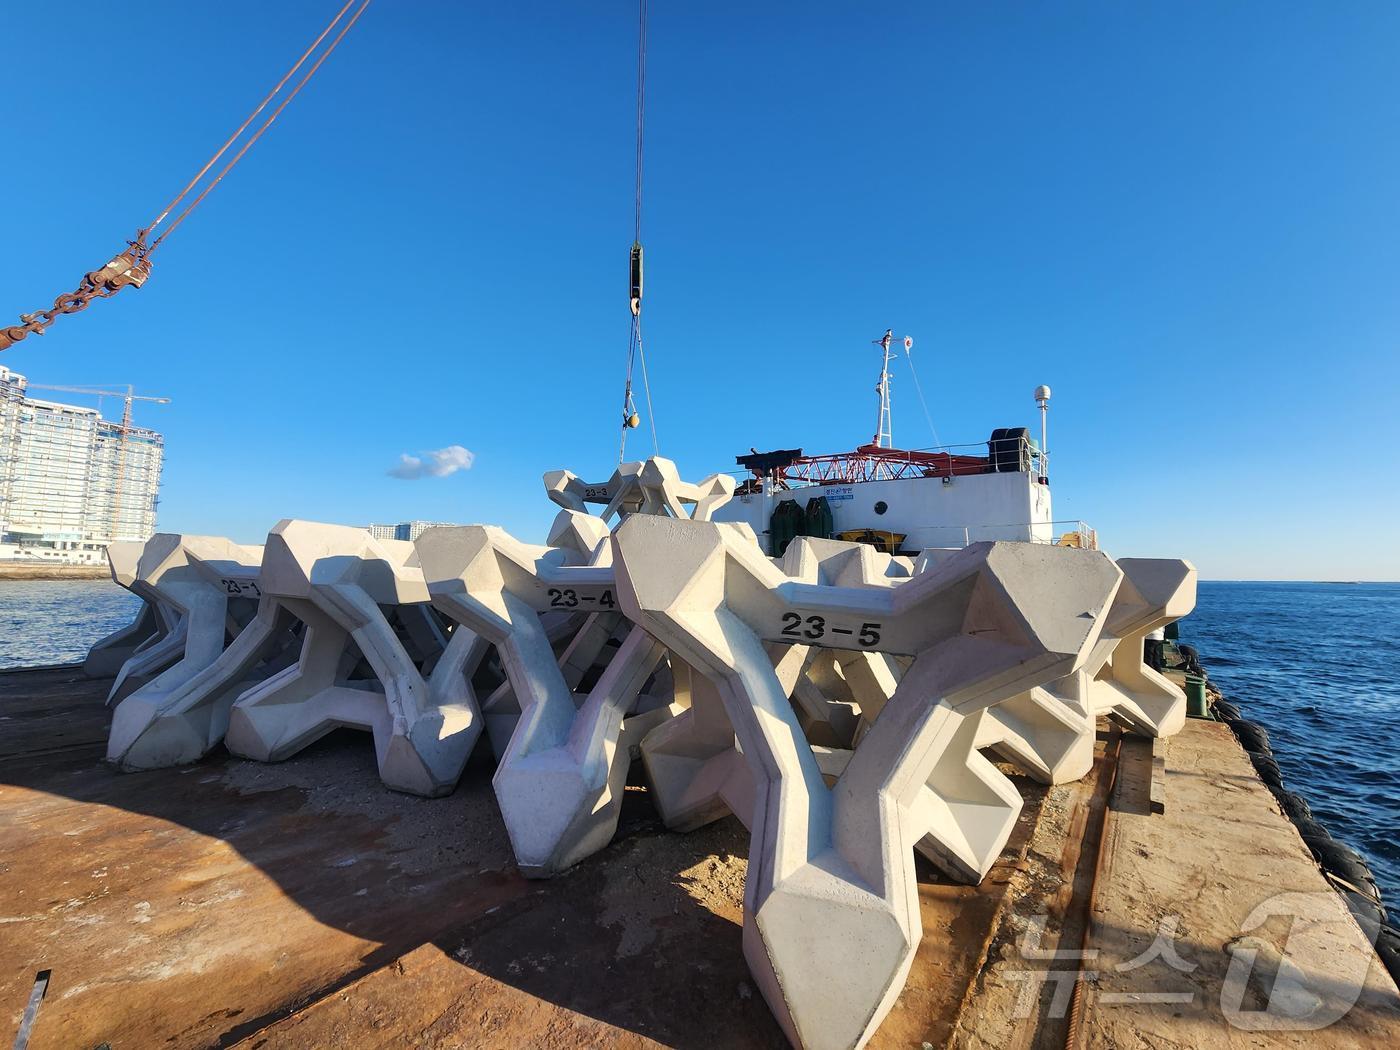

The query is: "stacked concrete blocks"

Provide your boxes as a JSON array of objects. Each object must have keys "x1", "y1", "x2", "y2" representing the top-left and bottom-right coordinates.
[
  {"x1": 219, "y1": 520, "x2": 489, "y2": 797},
  {"x1": 92, "y1": 533, "x2": 265, "y2": 712},
  {"x1": 613, "y1": 515, "x2": 1124, "y2": 1050}
]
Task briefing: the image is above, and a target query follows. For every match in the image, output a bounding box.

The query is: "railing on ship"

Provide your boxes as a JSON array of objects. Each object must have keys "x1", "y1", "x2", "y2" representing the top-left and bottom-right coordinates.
[
  {"x1": 901, "y1": 519, "x2": 1098, "y2": 551},
  {"x1": 737, "y1": 435, "x2": 1048, "y2": 486}
]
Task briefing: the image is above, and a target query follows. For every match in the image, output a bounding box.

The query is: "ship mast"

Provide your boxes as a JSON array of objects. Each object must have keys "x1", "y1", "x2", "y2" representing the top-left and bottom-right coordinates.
[{"x1": 872, "y1": 329, "x2": 894, "y2": 448}]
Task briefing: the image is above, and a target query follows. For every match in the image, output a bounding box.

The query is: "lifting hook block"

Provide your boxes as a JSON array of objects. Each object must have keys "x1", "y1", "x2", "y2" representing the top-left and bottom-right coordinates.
[{"x1": 0, "y1": 243, "x2": 152, "y2": 351}]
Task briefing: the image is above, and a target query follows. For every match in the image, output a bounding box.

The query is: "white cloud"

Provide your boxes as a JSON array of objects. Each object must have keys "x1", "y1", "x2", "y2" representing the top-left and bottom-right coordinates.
[{"x1": 387, "y1": 444, "x2": 475, "y2": 480}]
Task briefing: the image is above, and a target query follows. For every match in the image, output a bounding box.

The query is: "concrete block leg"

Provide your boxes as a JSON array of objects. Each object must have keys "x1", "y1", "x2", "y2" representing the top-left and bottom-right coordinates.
[
  {"x1": 398, "y1": 622, "x2": 491, "y2": 794},
  {"x1": 85, "y1": 600, "x2": 162, "y2": 678},
  {"x1": 109, "y1": 600, "x2": 296, "y2": 769},
  {"x1": 106, "y1": 619, "x2": 189, "y2": 706},
  {"x1": 614, "y1": 517, "x2": 1121, "y2": 1050},
  {"x1": 640, "y1": 665, "x2": 754, "y2": 832},
  {"x1": 791, "y1": 650, "x2": 861, "y2": 749},
  {"x1": 1087, "y1": 558, "x2": 1198, "y2": 738},
  {"x1": 416, "y1": 524, "x2": 677, "y2": 876},
  {"x1": 85, "y1": 540, "x2": 164, "y2": 678},
  {"x1": 500, "y1": 624, "x2": 668, "y2": 874},
  {"x1": 100, "y1": 535, "x2": 266, "y2": 708},
  {"x1": 473, "y1": 609, "x2": 596, "y2": 762},
  {"x1": 220, "y1": 520, "x2": 486, "y2": 797},
  {"x1": 225, "y1": 599, "x2": 357, "y2": 761},
  {"x1": 971, "y1": 685, "x2": 1097, "y2": 786},
  {"x1": 117, "y1": 593, "x2": 235, "y2": 711}
]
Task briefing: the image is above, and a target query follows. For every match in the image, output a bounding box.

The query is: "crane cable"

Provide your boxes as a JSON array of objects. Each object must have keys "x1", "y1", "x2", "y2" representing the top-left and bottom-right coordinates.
[
  {"x1": 619, "y1": 0, "x2": 659, "y2": 462},
  {"x1": 143, "y1": 0, "x2": 373, "y2": 253},
  {"x1": 0, "y1": 0, "x2": 371, "y2": 352},
  {"x1": 903, "y1": 337, "x2": 944, "y2": 449}
]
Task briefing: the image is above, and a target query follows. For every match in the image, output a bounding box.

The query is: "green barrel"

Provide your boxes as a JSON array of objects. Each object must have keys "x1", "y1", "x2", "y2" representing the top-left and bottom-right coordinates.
[
  {"x1": 804, "y1": 495, "x2": 834, "y2": 540},
  {"x1": 1184, "y1": 674, "x2": 1209, "y2": 719},
  {"x1": 769, "y1": 499, "x2": 805, "y2": 557}
]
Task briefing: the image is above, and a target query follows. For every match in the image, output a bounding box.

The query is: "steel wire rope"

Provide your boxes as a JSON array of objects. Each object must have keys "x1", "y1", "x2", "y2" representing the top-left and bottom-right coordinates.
[
  {"x1": 903, "y1": 339, "x2": 943, "y2": 449},
  {"x1": 147, "y1": 0, "x2": 373, "y2": 253},
  {"x1": 139, "y1": 0, "x2": 361, "y2": 244},
  {"x1": 620, "y1": 0, "x2": 659, "y2": 462},
  {"x1": 0, "y1": 1, "x2": 371, "y2": 351}
]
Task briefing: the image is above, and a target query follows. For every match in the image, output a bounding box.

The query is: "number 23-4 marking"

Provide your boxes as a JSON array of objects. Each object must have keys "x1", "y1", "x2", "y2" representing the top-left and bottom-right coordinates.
[{"x1": 548, "y1": 588, "x2": 615, "y2": 609}]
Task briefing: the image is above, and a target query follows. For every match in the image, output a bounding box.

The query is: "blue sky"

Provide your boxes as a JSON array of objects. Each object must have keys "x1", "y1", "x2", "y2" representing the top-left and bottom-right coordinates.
[{"x1": 4, "y1": 2, "x2": 1397, "y2": 580}]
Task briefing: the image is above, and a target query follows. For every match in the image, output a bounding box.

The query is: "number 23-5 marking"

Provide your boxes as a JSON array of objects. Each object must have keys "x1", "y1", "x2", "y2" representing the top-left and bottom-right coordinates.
[{"x1": 780, "y1": 613, "x2": 881, "y2": 647}]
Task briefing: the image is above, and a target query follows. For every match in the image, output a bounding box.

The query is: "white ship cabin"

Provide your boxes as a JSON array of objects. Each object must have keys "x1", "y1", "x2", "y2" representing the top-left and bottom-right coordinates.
[
  {"x1": 711, "y1": 338, "x2": 1092, "y2": 557},
  {"x1": 712, "y1": 432, "x2": 1087, "y2": 556}
]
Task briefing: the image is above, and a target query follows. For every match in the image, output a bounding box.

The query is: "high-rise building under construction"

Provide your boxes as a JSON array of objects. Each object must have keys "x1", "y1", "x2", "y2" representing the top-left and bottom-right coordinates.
[{"x1": 0, "y1": 366, "x2": 165, "y2": 563}]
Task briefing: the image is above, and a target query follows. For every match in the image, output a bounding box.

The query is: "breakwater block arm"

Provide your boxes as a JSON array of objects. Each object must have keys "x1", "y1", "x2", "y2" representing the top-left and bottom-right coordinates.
[
  {"x1": 220, "y1": 521, "x2": 486, "y2": 797},
  {"x1": 614, "y1": 516, "x2": 1120, "y2": 1050},
  {"x1": 417, "y1": 524, "x2": 674, "y2": 877}
]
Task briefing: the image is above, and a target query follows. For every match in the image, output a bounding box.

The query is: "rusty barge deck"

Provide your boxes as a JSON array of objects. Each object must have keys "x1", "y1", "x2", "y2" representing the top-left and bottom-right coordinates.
[{"x1": 1, "y1": 666, "x2": 1397, "y2": 1049}]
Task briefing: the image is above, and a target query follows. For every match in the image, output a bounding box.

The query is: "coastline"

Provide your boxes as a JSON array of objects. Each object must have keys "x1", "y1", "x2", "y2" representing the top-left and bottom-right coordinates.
[{"x1": 0, "y1": 562, "x2": 110, "y2": 581}]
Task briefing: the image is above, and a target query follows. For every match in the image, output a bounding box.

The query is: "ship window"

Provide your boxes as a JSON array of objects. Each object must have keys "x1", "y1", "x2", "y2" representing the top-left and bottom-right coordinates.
[{"x1": 873, "y1": 501, "x2": 888, "y2": 515}]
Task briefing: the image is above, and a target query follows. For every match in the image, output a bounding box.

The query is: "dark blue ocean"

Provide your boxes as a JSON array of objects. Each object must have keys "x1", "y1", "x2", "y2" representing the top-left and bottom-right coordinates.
[
  {"x1": 1183, "y1": 581, "x2": 1400, "y2": 907},
  {"x1": 0, "y1": 579, "x2": 1395, "y2": 904}
]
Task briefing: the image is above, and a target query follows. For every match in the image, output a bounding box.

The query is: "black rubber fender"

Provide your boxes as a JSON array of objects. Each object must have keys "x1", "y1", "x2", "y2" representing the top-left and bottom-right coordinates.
[
  {"x1": 1343, "y1": 891, "x2": 1387, "y2": 940},
  {"x1": 1250, "y1": 752, "x2": 1283, "y2": 787},
  {"x1": 1308, "y1": 838, "x2": 1380, "y2": 895},
  {"x1": 1270, "y1": 788, "x2": 1312, "y2": 822},
  {"x1": 1227, "y1": 718, "x2": 1272, "y2": 755},
  {"x1": 1293, "y1": 817, "x2": 1332, "y2": 842},
  {"x1": 1178, "y1": 642, "x2": 1203, "y2": 675},
  {"x1": 1377, "y1": 925, "x2": 1400, "y2": 985},
  {"x1": 1213, "y1": 699, "x2": 1242, "y2": 721}
]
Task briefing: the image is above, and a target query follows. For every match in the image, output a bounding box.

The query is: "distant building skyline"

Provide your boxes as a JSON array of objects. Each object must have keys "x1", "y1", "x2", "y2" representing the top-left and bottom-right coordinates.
[
  {"x1": 0, "y1": 366, "x2": 164, "y2": 563},
  {"x1": 364, "y1": 520, "x2": 461, "y2": 543}
]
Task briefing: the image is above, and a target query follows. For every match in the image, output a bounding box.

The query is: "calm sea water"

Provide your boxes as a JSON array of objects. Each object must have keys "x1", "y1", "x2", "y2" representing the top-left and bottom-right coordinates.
[
  {"x1": 0, "y1": 580, "x2": 141, "y2": 668},
  {"x1": 1183, "y1": 581, "x2": 1400, "y2": 907},
  {"x1": 0, "y1": 578, "x2": 1394, "y2": 902}
]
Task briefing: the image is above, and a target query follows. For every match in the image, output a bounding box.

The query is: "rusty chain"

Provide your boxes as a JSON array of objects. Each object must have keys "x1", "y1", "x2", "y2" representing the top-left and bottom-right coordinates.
[
  {"x1": 0, "y1": 239, "x2": 153, "y2": 351},
  {"x1": 1, "y1": 1, "x2": 372, "y2": 355},
  {"x1": 1, "y1": 2, "x2": 372, "y2": 358}
]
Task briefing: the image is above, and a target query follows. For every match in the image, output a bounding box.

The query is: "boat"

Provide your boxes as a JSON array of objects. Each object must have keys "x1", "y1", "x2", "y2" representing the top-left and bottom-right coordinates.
[{"x1": 711, "y1": 332, "x2": 1091, "y2": 555}]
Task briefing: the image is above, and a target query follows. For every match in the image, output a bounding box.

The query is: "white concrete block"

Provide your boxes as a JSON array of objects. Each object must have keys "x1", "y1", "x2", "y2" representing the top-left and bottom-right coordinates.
[
  {"x1": 84, "y1": 540, "x2": 167, "y2": 677},
  {"x1": 214, "y1": 520, "x2": 489, "y2": 797},
  {"x1": 1084, "y1": 557, "x2": 1198, "y2": 737},
  {"x1": 637, "y1": 536, "x2": 1109, "y2": 873},
  {"x1": 416, "y1": 523, "x2": 681, "y2": 877},
  {"x1": 613, "y1": 516, "x2": 1120, "y2": 1050},
  {"x1": 98, "y1": 534, "x2": 264, "y2": 715},
  {"x1": 544, "y1": 456, "x2": 736, "y2": 522}
]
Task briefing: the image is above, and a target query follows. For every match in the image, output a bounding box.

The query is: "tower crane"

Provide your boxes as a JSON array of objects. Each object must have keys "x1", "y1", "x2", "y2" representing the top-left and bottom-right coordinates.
[
  {"x1": 26, "y1": 383, "x2": 171, "y2": 542},
  {"x1": 26, "y1": 383, "x2": 171, "y2": 432}
]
